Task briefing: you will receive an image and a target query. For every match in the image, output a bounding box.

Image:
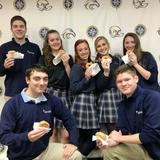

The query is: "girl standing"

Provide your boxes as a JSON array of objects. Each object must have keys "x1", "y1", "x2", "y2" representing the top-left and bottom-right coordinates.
[
  {"x1": 39, "y1": 30, "x2": 73, "y2": 143},
  {"x1": 70, "y1": 39, "x2": 99, "y2": 156},
  {"x1": 95, "y1": 36, "x2": 122, "y2": 134},
  {"x1": 123, "y1": 32, "x2": 160, "y2": 91}
]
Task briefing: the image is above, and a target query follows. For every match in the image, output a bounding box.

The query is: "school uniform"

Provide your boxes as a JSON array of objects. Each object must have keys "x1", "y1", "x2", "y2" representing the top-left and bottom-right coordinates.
[
  {"x1": 96, "y1": 55, "x2": 122, "y2": 127},
  {"x1": 0, "y1": 38, "x2": 41, "y2": 97},
  {"x1": 70, "y1": 63, "x2": 99, "y2": 156},
  {"x1": 116, "y1": 86, "x2": 160, "y2": 159},
  {"x1": 136, "y1": 51, "x2": 160, "y2": 92},
  {"x1": 39, "y1": 54, "x2": 73, "y2": 127},
  {"x1": 0, "y1": 89, "x2": 80, "y2": 160}
]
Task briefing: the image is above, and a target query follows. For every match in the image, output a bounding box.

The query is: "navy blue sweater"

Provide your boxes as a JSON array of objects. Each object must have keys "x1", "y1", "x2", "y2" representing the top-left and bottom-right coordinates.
[
  {"x1": 0, "y1": 38, "x2": 41, "y2": 96},
  {"x1": 0, "y1": 93, "x2": 78, "y2": 160},
  {"x1": 96, "y1": 55, "x2": 122, "y2": 92},
  {"x1": 39, "y1": 55, "x2": 73, "y2": 90},
  {"x1": 117, "y1": 86, "x2": 160, "y2": 159},
  {"x1": 137, "y1": 52, "x2": 160, "y2": 91},
  {"x1": 70, "y1": 64, "x2": 96, "y2": 94}
]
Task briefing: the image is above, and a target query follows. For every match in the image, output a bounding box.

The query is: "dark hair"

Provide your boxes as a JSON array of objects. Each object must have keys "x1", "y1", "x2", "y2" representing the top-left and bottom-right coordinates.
[
  {"x1": 10, "y1": 15, "x2": 26, "y2": 27},
  {"x1": 115, "y1": 64, "x2": 137, "y2": 79},
  {"x1": 123, "y1": 32, "x2": 143, "y2": 62},
  {"x1": 42, "y1": 29, "x2": 63, "y2": 66},
  {"x1": 25, "y1": 64, "x2": 48, "y2": 79},
  {"x1": 74, "y1": 39, "x2": 92, "y2": 68}
]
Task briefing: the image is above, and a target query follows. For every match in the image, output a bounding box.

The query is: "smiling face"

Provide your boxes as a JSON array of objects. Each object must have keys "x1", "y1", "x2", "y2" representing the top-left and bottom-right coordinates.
[
  {"x1": 124, "y1": 36, "x2": 136, "y2": 52},
  {"x1": 48, "y1": 32, "x2": 62, "y2": 52},
  {"x1": 76, "y1": 42, "x2": 90, "y2": 61},
  {"x1": 11, "y1": 20, "x2": 26, "y2": 41},
  {"x1": 26, "y1": 71, "x2": 48, "y2": 98},
  {"x1": 95, "y1": 38, "x2": 109, "y2": 56},
  {"x1": 116, "y1": 71, "x2": 138, "y2": 97}
]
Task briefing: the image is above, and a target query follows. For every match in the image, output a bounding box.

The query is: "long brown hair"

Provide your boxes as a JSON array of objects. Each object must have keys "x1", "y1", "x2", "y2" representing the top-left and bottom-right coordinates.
[
  {"x1": 42, "y1": 30, "x2": 63, "y2": 66},
  {"x1": 74, "y1": 39, "x2": 92, "y2": 68},
  {"x1": 123, "y1": 32, "x2": 143, "y2": 62}
]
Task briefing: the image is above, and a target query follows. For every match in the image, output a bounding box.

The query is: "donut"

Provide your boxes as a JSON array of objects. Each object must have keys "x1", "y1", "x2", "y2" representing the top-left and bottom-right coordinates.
[
  {"x1": 85, "y1": 62, "x2": 93, "y2": 69},
  {"x1": 96, "y1": 131, "x2": 107, "y2": 140},
  {"x1": 126, "y1": 50, "x2": 132, "y2": 55},
  {"x1": 7, "y1": 50, "x2": 16, "y2": 58},
  {"x1": 58, "y1": 49, "x2": 65, "y2": 57},
  {"x1": 38, "y1": 120, "x2": 50, "y2": 128},
  {"x1": 101, "y1": 55, "x2": 109, "y2": 60}
]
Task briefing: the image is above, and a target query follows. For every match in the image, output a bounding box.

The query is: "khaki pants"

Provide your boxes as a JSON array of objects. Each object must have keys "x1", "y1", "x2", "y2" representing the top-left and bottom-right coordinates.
[
  {"x1": 34, "y1": 143, "x2": 82, "y2": 160},
  {"x1": 102, "y1": 143, "x2": 152, "y2": 160}
]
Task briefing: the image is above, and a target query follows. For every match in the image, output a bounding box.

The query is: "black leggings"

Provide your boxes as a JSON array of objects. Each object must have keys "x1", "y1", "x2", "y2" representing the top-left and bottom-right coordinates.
[{"x1": 78, "y1": 128, "x2": 99, "y2": 156}]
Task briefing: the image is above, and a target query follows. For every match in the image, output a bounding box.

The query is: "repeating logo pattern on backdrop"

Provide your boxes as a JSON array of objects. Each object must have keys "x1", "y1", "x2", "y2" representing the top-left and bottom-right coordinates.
[{"x1": 14, "y1": 0, "x2": 25, "y2": 11}]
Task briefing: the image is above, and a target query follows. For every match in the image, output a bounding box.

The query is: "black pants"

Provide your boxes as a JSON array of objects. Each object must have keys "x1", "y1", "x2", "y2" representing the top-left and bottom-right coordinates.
[{"x1": 78, "y1": 128, "x2": 99, "y2": 156}]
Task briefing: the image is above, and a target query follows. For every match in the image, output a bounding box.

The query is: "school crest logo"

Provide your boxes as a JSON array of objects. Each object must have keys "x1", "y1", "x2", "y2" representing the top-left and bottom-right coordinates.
[
  {"x1": 63, "y1": 0, "x2": 74, "y2": 10},
  {"x1": 13, "y1": 0, "x2": 25, "y2": 11},
  {"x1": 87, "y1": 26, "x2": 98, "y2": 38},
  {"x1": 62, "y1": 28, "x2": 76, "y2": 39},
  {"x1": 133, "y1": 0, "x2": 148, "y2": 9},
  {"x1": 84, "y1": 0, "x2": 100, "y2": 10},
  {"x1": 109, "y1": 26, "x2": 124, "y2": 38},
  {"x1": 111, "y1": 0, "x2": 121, "y2": 8},
  {"x1": 135, "y1": 24, "x2": 146, "y2": 36},
  {"x1": 36, "y1": 0, "x2": 52, "y2": 11},
  {"x1": 39, "y1": 27, "x2": 49, "y2": 39}
]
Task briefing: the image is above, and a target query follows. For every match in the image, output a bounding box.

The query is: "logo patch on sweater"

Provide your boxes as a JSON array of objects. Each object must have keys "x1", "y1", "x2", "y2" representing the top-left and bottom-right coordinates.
[
  {"x1": 27, "y1": 50, "x2": 35, "y2": 55},
  {"x1": 43, "y1": 109, "x2": 51, "y2": 113},
  {"x1": 136, "y1": 110, "x2": 143, "y2": 115}
]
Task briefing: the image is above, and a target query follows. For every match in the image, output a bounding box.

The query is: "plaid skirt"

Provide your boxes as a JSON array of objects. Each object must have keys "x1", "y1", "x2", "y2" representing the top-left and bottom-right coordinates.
[
  {"x1": 97, "y1": 88, "x2": 122, "y2": 123},
  {"x1": 71, "y1": 92, "x2": 100, "y2": 129},
  {"x1": 46, "y1": 87, "x2": 72, "y2": 128}
]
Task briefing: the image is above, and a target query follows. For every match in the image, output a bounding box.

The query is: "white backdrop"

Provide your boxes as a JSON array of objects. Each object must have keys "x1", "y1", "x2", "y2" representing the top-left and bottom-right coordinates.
[{"x1": 0, "y1": 0, "x2": 160, "y2": 108}]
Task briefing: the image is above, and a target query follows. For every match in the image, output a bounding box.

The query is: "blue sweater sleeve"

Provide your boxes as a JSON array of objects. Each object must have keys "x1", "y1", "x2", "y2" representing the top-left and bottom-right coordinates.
[
  {"x1": 139, "y1": 91, "x2": 160, "y2": 144},
  {"x1": 0, "y1": 45, "x2": 7, "y2": 76},
  {"x1": 141, "y1": 52, "x2": 158, "y2": 83},
  {"x1": 70, "y1": 64, "x2": 91, "y2": 94},
  {"x1": 48, "y1": 96, "x2": 78, "y2": 146},
  {"x1": 0, "y1": 100, "x2": 29, "y2": 147}
]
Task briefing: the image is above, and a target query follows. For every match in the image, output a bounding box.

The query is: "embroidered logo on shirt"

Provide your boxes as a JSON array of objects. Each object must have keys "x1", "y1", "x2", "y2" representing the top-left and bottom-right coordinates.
[
  {"x1": 27, "y1": 50, "x2": 35, "y2": 54},
  {"x1": 43, "y1": 109, "x2": 51, "y2": 113},
  {"x1": 136, "y1": 110, "x2": 143, "y2": 114}
]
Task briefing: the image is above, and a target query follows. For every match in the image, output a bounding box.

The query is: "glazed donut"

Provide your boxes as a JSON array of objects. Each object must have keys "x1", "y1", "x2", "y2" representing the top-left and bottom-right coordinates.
[
  {"x1": 86, "y1": 62, "x2": 93, "y2": 69},
  {"x1": 96, "y1": 131, "x2": 108, "y2": 140},
  {"x1": 38, "y1": 120, "x2": 50, "y2": 128},
  {"x1": 7, "y1": 50, "x2": 16, "y2": 58},
  {"x1": 101, "y1": 55, "x2": 109, "y2": 60}
]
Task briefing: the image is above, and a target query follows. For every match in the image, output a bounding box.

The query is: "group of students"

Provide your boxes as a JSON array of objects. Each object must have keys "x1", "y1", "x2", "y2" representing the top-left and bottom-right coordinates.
[{"x1": 0, "y1": 15, "x2": 160, "y2": 160}]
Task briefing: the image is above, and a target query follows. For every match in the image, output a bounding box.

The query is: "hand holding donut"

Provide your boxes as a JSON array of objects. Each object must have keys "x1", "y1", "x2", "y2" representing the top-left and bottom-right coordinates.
[
  {"x1": 61, "y1": 53, "x2": 70, "y2": 66},
  {"x1": 85, "y1": 64, "x2": 92, "y2": 80},
  {"x1": 127, "y1": 51, "x2": 138, "y2": 66},
  {"x1": 85, "y1": 62, "x2": 93, "y2": 69},
  {"x1": 4, "y1": 51, "x2": 16, "y2": 69},
  {"x1": 101, "y1": 55, "x2": 112, "y2": 69}
]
